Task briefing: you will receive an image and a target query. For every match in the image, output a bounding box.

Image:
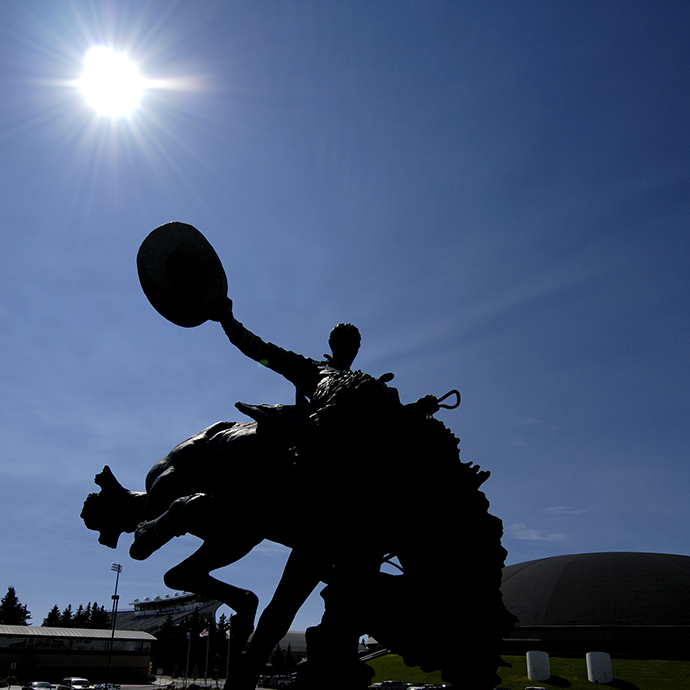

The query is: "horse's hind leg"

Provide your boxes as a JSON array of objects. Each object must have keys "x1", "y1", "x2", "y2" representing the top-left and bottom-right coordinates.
[{"x1": 237, "y1": 549, "x2": 322, "y2": 690}]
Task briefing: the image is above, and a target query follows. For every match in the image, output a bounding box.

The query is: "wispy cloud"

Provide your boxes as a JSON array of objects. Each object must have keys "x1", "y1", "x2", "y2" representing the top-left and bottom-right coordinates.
[
  {"x1": 518, "y1": 417, "x2": 544, "y2": 427},
  {"x1": 543, "y1": 506, "x2": 591, "y2": 515},
  {"x1": 507, "y1": 523, "x2": 566, "y2": 541}
]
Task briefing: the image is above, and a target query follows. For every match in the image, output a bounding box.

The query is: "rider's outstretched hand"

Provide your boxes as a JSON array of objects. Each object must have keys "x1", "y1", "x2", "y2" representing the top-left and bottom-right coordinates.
[{"x1": 210, "y1": 296, "x2": 234, "y2": 323}]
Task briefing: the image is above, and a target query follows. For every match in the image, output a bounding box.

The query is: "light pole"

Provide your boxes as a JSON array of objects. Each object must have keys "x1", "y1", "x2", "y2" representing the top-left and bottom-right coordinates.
[{"x1": 106, "y1": 563, "x2": 122, "y2": 687}]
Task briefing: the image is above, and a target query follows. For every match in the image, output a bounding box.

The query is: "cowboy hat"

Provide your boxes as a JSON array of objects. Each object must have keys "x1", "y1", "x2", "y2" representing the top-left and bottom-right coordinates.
[{"x1": 137, "y1": 221, "x2": 228, "y2": 327}]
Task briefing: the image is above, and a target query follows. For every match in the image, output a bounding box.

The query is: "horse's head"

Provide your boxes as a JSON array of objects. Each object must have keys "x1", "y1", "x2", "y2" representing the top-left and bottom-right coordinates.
[{"x1": 81, "y1": 466, "x2": 145, "y2": 548}]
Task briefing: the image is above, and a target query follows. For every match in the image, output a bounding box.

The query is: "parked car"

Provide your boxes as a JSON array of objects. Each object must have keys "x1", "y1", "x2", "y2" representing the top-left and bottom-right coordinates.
[
  {"x1": 94, "y1": 684, "x2": 120, "y2": 690},
  {"x1": 57, "y1": 678, "x2": 92, "y2": 690},
  {"x1": 22, "y1": 682, "x2": 53, "y2": 690}
]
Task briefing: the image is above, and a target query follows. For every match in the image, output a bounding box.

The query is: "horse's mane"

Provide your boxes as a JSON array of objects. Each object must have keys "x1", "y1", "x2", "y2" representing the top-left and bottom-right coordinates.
[{"x1": 311, "y1": 368, "x2": 396, "y2": 417}]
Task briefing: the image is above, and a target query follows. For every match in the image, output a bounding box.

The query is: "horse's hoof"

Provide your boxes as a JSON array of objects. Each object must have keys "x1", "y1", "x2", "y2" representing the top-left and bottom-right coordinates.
[
  {"x1": 129, "y1": 518, "x2": 175, "y2": 560},
  {"x1": 129, "y1": 534, "x2": 153, "y2": 561}
]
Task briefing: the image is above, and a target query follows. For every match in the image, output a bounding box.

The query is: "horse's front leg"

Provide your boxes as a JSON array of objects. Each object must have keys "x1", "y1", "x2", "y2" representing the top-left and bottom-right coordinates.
[
  {"x1": 163, "y1": 537, "x2": 262, "y2": 645},
  {"x1": 140, "y1": 493, "x2": 262, "y2": 672},
  {"x1": 129, "y1": 492, "x2": 207, "y2": 560}
]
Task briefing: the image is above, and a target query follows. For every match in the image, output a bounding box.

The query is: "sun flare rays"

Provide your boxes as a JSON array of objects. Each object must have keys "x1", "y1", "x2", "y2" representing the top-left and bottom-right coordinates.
[{"x1": 77, "y1": 46, "x2": 146, "y2": 117}]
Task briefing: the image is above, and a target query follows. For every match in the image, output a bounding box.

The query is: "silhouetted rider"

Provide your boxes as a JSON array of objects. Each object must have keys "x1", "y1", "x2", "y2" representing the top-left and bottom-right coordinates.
[{"x1": 214, "y1": 297, "x2": 362, "y2": 401}]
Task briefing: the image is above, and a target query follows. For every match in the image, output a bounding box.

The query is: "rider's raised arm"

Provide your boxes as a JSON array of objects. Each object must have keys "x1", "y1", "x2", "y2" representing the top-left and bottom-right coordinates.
[{"x1": 213, "y1": 298, "x2": 321, "y2": 395}]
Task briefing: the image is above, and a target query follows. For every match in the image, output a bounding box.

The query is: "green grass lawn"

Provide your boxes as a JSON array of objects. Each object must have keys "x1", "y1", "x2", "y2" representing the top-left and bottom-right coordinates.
[{"x1": 367, "y1": 653, "x2": 690, "y2": 689}]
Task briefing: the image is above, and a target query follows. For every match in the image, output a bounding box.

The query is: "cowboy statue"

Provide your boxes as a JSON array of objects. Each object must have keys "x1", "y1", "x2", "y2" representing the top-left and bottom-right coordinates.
[{"x1": 82, "y1": 222, "x2": 515, "y2": 690}]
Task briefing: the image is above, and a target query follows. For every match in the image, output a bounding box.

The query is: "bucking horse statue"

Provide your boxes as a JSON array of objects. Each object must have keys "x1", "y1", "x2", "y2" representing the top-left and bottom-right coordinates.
[{"x1": 81, "y1": 222, "x2": 516, "y2": 690}]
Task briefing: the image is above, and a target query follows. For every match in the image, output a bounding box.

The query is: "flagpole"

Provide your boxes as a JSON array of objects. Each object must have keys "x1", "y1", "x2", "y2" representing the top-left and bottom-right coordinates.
[
  {"x1": 185, "y1": 631, "x2": 191, "y2": 688},
  {"x1": 225, "y1": 618, "x2": 231, "y2": 688},
  {"x1": 205, "y1": 627, "x2": 210, "y2": 687}
]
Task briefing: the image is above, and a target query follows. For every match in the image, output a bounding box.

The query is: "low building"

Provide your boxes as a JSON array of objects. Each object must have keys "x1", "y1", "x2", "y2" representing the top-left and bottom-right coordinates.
[{"x1": 0, "y1": 625, "x2": 156, "y2": 683}]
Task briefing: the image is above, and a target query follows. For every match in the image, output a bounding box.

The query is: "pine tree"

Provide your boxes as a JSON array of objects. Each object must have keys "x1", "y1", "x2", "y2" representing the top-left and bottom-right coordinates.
[
  {"x1": 0, "y1": 586, "x2": 31, "y2": 625},
  {"x1": 217, "y1": 613, "x2": 229, "y2": 637},
  {"x1": 60, "y1": 604, "x2": 73, "y2": 627},
  {"x1": 285, "y1": 644, "x2": 296, "y2": 672},
  {"x1": 152, "y1": 616, "x2": 183, "y2": 676},
  {"x1": 42, "y1": 605, "x2": 62, "y2": 627},
  {"x1": 270, "y1": 645, "x2": 287, "y2": 674},
  {"x1": 89, "y1": 602, "x2": 110, "y2": 628},
  {"x1": 73, "y1": 604, "x2": 88, "y2": 627}
]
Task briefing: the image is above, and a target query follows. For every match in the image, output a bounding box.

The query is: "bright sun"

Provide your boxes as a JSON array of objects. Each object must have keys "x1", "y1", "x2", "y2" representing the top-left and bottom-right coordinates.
[{"x1": 78, "y1": 46, "x2": 145, "y2": 116}]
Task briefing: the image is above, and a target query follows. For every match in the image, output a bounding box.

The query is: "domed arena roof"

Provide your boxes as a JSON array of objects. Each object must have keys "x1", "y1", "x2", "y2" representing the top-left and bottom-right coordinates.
[{"x1": 501, "y1": 552, "x2": 690, "y2": 627}]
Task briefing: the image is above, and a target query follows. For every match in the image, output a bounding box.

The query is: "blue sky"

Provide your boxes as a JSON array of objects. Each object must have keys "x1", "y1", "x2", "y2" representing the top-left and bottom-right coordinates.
[{"x1": 1, "y1": 1, "x2": 688, "y2": 633}]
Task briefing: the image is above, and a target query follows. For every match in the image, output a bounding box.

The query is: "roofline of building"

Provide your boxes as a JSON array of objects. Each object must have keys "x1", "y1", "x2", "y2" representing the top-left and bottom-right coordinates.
[
  {"x1": 0, "y1": 624, "x2": 156, "y2": 640},
  {"x1": 510, "y1": 624, "x2": 690, "y2": 629}
]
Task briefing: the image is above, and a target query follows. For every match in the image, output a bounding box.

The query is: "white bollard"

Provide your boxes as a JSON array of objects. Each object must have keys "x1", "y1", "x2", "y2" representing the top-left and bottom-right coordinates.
[
  {"x1": 526, "y1": 650, "x2": 551, "y2": 681},
  {"x1": 586, "y1": 651, "x2": 613, "y2": 684}
]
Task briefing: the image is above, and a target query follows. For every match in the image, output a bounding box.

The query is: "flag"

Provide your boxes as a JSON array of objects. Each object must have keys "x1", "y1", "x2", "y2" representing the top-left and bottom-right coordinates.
[{"x1": 200, "y1": 628, "x2": 209, "y2": 638}]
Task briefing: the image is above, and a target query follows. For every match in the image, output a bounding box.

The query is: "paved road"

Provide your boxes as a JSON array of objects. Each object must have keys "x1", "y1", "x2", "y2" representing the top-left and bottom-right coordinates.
[
  {"x1": 139, "y1": 684, "x2": 270, "y2": 690},
  {"x1": 6, "y1": 684, "x2": 226, "y2": 690},
  {"x1": 4, "y1": 682, "x2": 221, "y2": 688}
]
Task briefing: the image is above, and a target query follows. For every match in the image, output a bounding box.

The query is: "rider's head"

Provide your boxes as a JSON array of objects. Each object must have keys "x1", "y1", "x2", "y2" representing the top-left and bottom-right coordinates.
[{"x1": 326, "y1": 323, "x2": 361, "y2": 370}]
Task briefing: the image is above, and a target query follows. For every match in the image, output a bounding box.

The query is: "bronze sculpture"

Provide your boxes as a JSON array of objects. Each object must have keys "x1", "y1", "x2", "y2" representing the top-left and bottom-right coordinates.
[{"x1": 82, "y1": 222, "x2": 515, "y2": 689}]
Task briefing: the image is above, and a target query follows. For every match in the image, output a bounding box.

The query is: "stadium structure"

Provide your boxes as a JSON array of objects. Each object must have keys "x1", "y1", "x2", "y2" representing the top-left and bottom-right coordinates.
[
  {"x1": 500, "y1": 551, "x2": 690, "y2": 659},
  {"x1": 114, "y1": 591, "x2": 223, "y2": 634},
  {"x1": 114, "y1": 591, "x2": 308, "y2": 663}
]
